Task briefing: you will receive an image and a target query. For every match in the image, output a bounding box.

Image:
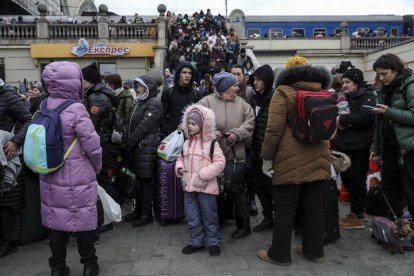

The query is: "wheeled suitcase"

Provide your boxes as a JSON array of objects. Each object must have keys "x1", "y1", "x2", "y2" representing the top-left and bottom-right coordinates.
[
  {"x1": 294, "y1": 179, "x2": 340, "y2": 245},
  {"x1": 154, "y1": 158, "x2": 185, "y2": 226}
]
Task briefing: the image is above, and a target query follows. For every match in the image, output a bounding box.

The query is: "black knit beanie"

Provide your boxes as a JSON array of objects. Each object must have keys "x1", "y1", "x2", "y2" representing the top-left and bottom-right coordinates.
[
  {"x1": 81, "y1": 62, "x2": 101, "y2": 85},
  {"x1": 342, "y1": 68, "x2": 364, "y2": 87}
]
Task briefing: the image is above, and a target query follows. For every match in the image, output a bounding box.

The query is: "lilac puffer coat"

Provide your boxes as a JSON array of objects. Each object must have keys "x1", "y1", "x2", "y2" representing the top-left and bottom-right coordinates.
[{"x1": 39, "y1": 61, "x2": 102, "y2": 232}]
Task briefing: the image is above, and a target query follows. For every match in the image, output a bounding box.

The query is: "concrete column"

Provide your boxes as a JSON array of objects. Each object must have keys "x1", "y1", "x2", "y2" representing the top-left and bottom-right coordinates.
[
  {"x1": 153, "y1": 46, "x2": 167, "y2": 72},
  {"x1": 36, "y1": 22, "x2": 49, "y2": 39},
  {"x1": 98, "y1": 22, "x2": 109, "y2": 40},
  {"x1": 153, "y1": 4, "x2": 168, "y2": 73},
  {"x1": 341, "y1": 36, "x2": 351, "y2": 52}
]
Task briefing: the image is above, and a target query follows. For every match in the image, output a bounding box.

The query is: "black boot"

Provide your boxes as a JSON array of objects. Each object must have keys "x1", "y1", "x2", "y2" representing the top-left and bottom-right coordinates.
[
  {"x1": 249, "y1": 200, "x2": 259, "y2": 216},
  {"x1": 83, "y1": 263, "x2": 99, "y2": 276},
  {"x1": 253, "y1": 217, "x2": 274, "y2": 232},
  {"x1": 51, "y1": 266, "x2": 70, "y2": 276},
  {"x1": 231, "y1": 218, "x2": 252, "y2": 240},
  {"x1": 0, "y1": 240, "x2": 18, "y2": 258},
  {"x1": 132, "y1": 215, "x2": 153, "y2": 227},
  {"x1": 123, "y1": 209, "x2": 141, "y2": 222}
]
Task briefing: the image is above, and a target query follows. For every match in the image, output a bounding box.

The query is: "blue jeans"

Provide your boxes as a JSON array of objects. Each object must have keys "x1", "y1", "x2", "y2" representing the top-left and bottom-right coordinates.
[{"x1": 184, "y1": 192, "x2": 221, "y2": 247}]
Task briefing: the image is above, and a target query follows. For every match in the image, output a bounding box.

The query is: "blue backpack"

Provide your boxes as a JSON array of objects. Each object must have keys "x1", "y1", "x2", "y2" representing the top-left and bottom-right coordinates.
[{"x1": 24, "y1": 99, "x2": 78, "y2": 174}]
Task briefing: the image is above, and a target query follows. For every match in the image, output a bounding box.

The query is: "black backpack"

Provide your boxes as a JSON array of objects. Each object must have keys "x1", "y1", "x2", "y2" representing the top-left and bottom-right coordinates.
[{"x1": 292, "y1": 90, "x2": 338, "y2": 143}]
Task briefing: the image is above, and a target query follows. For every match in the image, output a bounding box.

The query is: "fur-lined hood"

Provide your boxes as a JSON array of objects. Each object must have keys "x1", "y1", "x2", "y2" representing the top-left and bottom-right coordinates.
[
  {"x1": 275, "y1": 65, "x2": 332, "y2": 90},
  {"x1": 181, "y1": 104, "x2": 216, "y2": 142}
]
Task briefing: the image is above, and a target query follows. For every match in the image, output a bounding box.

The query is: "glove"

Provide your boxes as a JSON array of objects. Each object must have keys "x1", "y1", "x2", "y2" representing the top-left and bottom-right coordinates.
[{"x1": 262, "y1": 159, "x2": 274, "y2": 178}]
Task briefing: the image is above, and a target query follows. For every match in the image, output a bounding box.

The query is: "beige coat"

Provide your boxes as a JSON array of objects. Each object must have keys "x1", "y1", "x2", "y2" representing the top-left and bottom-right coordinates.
[{"x1": 198, "y1": 93, "x2": 254, "y2": 162}]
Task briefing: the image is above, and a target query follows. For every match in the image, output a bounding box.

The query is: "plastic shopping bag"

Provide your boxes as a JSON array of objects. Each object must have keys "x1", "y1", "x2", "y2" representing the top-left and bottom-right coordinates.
[
  {"x1": 157, "y1": 129, "x2": 184, "y2": 161},
  {"x1": 97, "y1": 185, "x2": 122, "y2": 225}
]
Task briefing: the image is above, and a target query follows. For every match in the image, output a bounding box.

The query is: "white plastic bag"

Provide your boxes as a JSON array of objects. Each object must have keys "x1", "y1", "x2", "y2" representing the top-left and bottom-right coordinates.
[
  {"x1": 157, "y1": 129, "x2": 184, "y2": 161},
  {"x1": 97, "y1": 185, "x2": 122, "y2": 225}
]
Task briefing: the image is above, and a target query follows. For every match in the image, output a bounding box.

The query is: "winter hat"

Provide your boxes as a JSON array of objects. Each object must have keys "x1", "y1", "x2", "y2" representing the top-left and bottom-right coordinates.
[
  {"x1": 32, "y1": 81, "x2": 44, "y2": 92},
  {"x1": 81, "y1": 62, "x2": 101, "y2": 85},
  {"x1": 342, "y1": 68, "x2": 364, "y2": 87},
  {"x1": 188, "y1": 109, "x2": 204, "y2": 129},
  {"x1": 285, "y1": 55, "x2": 309, "y2": 69},
  {"x1": 212, "y1": 71, "x2": 238, "y2": 93}
]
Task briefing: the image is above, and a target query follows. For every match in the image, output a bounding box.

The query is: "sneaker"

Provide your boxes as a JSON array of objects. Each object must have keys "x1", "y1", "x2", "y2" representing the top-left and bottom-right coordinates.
[
  {"x1": 257, "y1": 250, "x2": 291, "y2": 266},
  {"x1": 339, "y1": 213, "x2": 365, "y2": 229},
  {"x1": 294, "y1": 246, "x2": 325, "y2": 263},
  {"x1": 181, "y1": 245, "x2": 205, "y2": 255},
  {"x1": 209, "y1": 245, "x2": 221, "y2": 257}
]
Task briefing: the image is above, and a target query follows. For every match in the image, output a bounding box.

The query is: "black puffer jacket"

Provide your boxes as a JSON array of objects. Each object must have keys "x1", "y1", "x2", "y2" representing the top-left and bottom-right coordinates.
[
  {"x1": 160, "y1": 62, "x2": 201, "y2": 136},
  {"x1": 0, "y1": 84, "x2": 32, "y2": 210},
  {"x1": 84, "y1": 83, "x2": 120, "y2": 165},
  {"x1": 126, "y1": 76, "x2": 163, "y2": 179},
  {"x1": 249, "y1": 64, "x2": 275, "y2": 156},
  {"x1": 334, "y1": 85, "x2": 376, "y2": 151}
]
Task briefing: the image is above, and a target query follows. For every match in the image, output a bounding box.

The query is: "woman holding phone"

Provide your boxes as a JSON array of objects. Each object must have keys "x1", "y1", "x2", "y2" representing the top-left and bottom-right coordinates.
[
  {"x1": 333, "y1": 68, "x2": 376, "y2": 229},
  {"x1": 370, "y1": 53, "x2": 414, "y2": 221}
]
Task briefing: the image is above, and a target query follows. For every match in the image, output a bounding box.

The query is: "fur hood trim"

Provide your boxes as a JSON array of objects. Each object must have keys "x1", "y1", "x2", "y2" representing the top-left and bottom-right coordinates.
[
  {"x1": 275, "y1": 65, "x2": 332, "y2": 90},
  {"x1": 182, "y1": 104, "x2": 216, "y2": 141}
]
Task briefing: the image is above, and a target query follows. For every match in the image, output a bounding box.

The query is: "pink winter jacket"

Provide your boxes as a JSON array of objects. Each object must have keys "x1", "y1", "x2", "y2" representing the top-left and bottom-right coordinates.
[{"x1": 175, "y1": 104, "x2": 225, "y2": 195}]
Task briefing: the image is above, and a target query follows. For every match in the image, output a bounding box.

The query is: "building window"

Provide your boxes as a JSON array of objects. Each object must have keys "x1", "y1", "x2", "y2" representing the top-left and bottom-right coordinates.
[
  {"x1": 391, "y1": 27, "x2": 399, "y2": 37},
  {"x1": 292, "y1": 28, "x2": 305, "y2": 37},
  {"x1": 313, "y1": 28, "x2": 327, "y2": 37},
  {"x1": 356, "y1": 27, "x2": 371, "y2": 37},
  {"x1": 247, "y1": 28, "x2": 261, "y2": 39},
  {"x1": 0, "y1": 59, "x2": 4, "y2": 82},
  {"x1": 99, "y1": 63, "x2": 116, "y2": 77},
  {"x1": 269, "y1": 28, "x2": 283, "y2": 39}
]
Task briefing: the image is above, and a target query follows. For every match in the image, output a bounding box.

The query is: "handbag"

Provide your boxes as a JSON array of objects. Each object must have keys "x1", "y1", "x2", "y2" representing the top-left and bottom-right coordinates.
[
  {"x1": 113, "y1": 156, "x2": 141, "y2": 199},
  {"x1": 330, "y1": 150, "x2": 351, "y2": 172},
  {"x1": 218, "y1": 146, "x2": 246, "y2": 196},
  {"x1": 157, "y1": 129, "x2": 185, "y2": 161}
]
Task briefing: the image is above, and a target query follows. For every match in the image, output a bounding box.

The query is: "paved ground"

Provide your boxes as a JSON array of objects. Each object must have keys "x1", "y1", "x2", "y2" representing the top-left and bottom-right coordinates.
[{"x1": 0, "y1": 201, "x2": 413, "y2": 276}]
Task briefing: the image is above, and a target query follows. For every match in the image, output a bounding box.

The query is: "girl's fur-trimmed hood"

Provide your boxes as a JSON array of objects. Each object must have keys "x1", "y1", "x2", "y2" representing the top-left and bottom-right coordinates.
[
  {"x1": 182, "y1": 104, "x2": 216, "y2": 141},
  {"x1": 275, "y1": 65, "x2": 332, "y2": 90}
]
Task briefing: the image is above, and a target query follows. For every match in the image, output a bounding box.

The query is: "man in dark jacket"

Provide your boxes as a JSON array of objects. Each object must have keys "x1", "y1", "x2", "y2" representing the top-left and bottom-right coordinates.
[
  {"x1": 82, "y1": 62, "x2": 120, "y2": 239},
  {"x1": 160, "y1": 61, "x2": 202, "y2": 136},
  {"x1": 82, "y1": 62, "x2": 120, "y2": 194},
  {"x1": 0, "y1": 79, "x2": 32, "y2": 257},
  {"x1": 248, "y1": 65, "x2": 276, "y2": 232}
]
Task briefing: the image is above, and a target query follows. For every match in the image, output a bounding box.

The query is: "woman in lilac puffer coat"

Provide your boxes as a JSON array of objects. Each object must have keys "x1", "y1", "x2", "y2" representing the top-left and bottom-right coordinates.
[{"x1": 40, "y1": 61, "x2": 102, "y2": 276}]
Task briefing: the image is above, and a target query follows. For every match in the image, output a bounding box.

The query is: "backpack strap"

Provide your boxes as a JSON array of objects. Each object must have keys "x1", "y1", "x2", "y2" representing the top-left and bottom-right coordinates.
[
  {"x1": 209, "y1": 139, "x2": 216, "y2": 161},
  {"x1": 63, "y1": 138, "x2": 78, "y2": 160},
  {"x1": 54, "y1": 99, "x2": 78, "y2": 114}
]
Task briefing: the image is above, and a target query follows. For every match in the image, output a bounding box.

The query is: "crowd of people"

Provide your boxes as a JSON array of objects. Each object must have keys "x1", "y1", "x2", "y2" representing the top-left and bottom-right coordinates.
[
  {"x1": 0, "y1": 24, "x2": 413, "y2": 275},
  {"x1": 165, "y1": 9, "x2": 254, "y2": 88}
]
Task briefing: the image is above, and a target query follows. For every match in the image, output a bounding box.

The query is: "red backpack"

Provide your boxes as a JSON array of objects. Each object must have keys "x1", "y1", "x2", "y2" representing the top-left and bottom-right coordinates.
[{"x1": 292, "y1": 90, "x2": 338, "y2": 143}]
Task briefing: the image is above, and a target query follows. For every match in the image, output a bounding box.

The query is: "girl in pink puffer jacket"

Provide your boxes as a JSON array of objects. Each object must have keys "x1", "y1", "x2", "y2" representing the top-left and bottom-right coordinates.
[{"x1": 176, "y1": 104, "x2": 225, "y2": 257}]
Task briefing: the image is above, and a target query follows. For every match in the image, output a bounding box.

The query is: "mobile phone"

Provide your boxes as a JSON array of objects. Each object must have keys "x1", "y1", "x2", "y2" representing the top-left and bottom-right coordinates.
[{"x1": 362, "y1": 105, "x2": 376, "y2": 109}]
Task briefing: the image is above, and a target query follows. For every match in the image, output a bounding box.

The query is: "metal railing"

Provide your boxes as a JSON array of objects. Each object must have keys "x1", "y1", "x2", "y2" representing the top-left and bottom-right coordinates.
[
  {"x1": 109, "y1": 23, "x2": 158, "y2": 39},
  {"x1": 49, "y1": 23, "x2": 98, "y2": 39},
  {"x1": 0, "y1": 23, "x2": 36, "y2": 39},
  {"x1": 351, "y1": 37, "x2": 411, "y2": 49}
]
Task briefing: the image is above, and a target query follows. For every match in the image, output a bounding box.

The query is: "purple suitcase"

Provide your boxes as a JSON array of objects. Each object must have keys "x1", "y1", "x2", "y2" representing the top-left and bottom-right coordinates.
[{"x1": 154, "y1": 158, "x2": 185, "y2": 226}]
